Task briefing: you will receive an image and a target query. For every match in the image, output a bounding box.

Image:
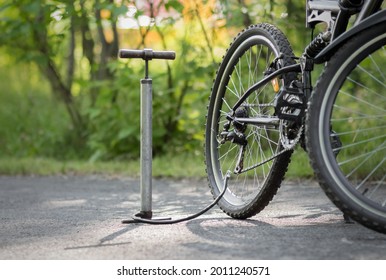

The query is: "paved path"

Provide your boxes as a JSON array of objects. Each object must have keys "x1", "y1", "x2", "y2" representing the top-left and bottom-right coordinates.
[{"x1": 0, "y1": 175, "x2": 385, "y2": 259}]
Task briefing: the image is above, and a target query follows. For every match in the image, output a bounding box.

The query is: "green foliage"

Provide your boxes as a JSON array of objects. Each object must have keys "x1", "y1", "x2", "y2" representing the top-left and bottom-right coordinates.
[
  {"x1": 0, "y1": 0, "x2": 309, "y2": 166},
  {"x1": 0, "y1": 61, "x2": 80, "y2": 159}
]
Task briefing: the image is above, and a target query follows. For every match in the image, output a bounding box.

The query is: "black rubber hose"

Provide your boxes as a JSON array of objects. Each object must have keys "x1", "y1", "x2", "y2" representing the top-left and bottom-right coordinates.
[{"x1": 125, "y1": 171, "x2": 231, "y2": 225}]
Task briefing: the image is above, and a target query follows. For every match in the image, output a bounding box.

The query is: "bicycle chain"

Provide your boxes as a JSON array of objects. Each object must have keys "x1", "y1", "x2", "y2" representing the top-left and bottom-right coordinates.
[{"x1": 280, "y1": 121, "x2": 304, "y2": 150}]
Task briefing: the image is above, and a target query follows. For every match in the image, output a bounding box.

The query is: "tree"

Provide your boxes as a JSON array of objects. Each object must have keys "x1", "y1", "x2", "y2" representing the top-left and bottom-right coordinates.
[
  {"x1": 0, "y1": 0, "x2": 307, "y2": 160},
  {"x1": 0, "y1": 0, "x2": 124, "y2": 133}
]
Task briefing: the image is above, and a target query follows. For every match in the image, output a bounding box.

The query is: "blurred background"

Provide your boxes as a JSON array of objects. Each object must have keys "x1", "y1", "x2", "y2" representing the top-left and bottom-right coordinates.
[{"x1": 0, "y1": 0, "x2": 312, "y2": 177}]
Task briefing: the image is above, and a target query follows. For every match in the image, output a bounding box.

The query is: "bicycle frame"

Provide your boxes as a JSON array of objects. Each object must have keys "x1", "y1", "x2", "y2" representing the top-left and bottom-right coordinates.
[{"x1": 228, "y1": 0, "x2": 385, "y2": 122}]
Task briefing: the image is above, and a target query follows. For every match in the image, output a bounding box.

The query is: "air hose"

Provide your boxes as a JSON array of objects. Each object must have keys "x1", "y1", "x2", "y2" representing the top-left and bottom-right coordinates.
[{"x1": 124, "y1": 171, "x2": 230, "y2": 225}]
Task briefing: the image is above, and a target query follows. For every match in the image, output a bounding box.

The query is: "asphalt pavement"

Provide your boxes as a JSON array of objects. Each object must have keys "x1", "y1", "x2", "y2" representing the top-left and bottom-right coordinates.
[{"x1": 1, "y1": 175, "x2": 386, "y2": 260}]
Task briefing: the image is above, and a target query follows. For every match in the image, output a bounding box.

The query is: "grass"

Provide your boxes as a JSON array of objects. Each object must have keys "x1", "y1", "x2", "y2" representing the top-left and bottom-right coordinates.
[
  {"x1": 0, "y1": 149, "x2": 314, "y2": 179},
  {"x1": 0, "y1": 153, "x2": 208, "y2": 178},
  {"x1": 0, "y1": 157, "x2": 135, "y2": 177}
]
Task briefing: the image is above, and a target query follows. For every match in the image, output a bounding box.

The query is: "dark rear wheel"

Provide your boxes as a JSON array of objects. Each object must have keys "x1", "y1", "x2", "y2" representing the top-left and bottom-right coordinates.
[{"x1": 205, "y1": 24, "x2": 297, "y2": 218}]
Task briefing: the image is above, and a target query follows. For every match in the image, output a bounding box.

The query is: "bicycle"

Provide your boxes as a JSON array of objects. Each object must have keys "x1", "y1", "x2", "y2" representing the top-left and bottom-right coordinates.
[{"x1": 204, "y1": 0, "x2": 386, "y2": 233}]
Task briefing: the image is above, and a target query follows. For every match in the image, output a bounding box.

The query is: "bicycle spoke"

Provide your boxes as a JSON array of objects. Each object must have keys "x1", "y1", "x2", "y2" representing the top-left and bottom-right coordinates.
[
  {"x1": 333, "y1": 125, "x2": 386, "y2": 136},
  {"x1": 338, "y1": 89, "x2": 386, "y2": 113},
  {"x1": 334, "y1": 134, "x2": 386, "y2": 153},
  {"x1": 338, "y1": 143, "x2": 386, "y2": 168},
  {"x1": 355, "y1": 158, "x2": 385, "y2": 191}
]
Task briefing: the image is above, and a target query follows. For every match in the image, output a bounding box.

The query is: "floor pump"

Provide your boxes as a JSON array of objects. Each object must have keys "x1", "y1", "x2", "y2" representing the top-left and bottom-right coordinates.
[{"x1": 118, "y1": 48, "x2": 229, "y2": 225}]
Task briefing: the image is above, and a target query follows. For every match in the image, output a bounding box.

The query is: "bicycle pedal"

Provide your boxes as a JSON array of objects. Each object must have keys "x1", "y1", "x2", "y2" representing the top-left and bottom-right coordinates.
[{"x1": 275, "y1": 83, "x2": 305, "y2": 122}]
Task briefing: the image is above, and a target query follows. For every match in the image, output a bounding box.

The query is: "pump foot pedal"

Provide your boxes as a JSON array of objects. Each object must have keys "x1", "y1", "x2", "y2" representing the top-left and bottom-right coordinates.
[{"x1": 122, "y1": 215, "x2": 171, "y2": 224}]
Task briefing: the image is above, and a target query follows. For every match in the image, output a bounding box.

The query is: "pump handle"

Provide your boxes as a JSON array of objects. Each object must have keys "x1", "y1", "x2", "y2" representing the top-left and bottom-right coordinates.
[{"x1": 119, "y1": 48, "x2": 176, "y2": 60}]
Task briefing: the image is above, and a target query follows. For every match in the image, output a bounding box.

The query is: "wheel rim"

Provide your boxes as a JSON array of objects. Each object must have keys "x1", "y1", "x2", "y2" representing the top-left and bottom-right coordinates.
[{"x1": 209, "y1": 35, "x2": 284, "y2": 207}]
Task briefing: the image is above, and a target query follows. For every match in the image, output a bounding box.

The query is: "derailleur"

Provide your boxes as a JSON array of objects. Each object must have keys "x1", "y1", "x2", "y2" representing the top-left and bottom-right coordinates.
[
  {"x1": 219, "y1": 107, "x2": 248, "y2": 144},
  {"x1": 218, "y1": 107, "x2": 249, "y2": 174}
]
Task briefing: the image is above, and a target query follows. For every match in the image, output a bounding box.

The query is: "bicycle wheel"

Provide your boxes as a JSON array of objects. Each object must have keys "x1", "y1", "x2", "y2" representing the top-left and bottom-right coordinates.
[
  {"x1": 306, "y1": 24, "x2": 386, "y2": 233},
  {"x1": 205, "y1": 23, "x2": 297, "y2": 218}
]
